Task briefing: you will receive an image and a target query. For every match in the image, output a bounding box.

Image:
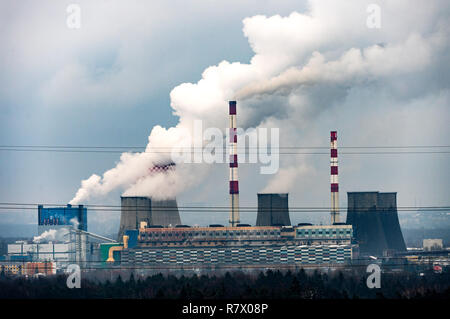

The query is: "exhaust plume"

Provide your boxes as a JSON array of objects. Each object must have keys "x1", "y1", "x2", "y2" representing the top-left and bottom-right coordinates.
[
  {"x1": 33, "y1": 218, "x2": 80, "y2": 243},
  {"x1": 33, "y1": 228, "x2": 69, "y2": 243},
  {"x1": 70, "y1": 1, "x2": 444, "y2": 204}
]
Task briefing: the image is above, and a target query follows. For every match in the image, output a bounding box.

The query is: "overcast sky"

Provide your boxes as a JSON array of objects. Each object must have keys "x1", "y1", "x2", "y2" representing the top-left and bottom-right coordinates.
[{"x1": 1, "y1": 0, "x2": 449, "y2": 234}]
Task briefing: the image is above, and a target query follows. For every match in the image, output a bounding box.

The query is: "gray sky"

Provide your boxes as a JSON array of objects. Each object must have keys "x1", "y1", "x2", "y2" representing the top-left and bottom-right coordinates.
[{"x1": 0, "y1": 0, "x2": 449, "y2": 234}]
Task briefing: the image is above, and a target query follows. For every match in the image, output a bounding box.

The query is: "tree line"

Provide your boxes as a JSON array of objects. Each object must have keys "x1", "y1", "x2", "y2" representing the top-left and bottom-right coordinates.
[{"x1": 0, "y1": 267, "x2": 449, "y2": 299}]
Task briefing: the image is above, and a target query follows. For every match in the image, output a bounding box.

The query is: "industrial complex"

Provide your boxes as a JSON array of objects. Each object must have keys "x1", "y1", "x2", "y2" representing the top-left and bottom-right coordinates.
[{"x1": 1, "y1": 101, "x2": 447, "y2": 277}]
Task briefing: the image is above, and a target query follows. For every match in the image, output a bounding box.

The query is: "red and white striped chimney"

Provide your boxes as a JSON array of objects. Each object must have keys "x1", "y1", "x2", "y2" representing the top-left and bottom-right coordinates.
[
  {"x1": 229, "y1": 101, "x2": 240, "y2": 227},
  {"x1": 330, "y1": 131, "x2": 339, "y2": 224}
]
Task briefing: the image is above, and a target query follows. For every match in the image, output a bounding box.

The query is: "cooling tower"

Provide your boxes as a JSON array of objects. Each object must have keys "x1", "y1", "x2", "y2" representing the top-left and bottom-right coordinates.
[
  {"x1": 346, "y1": 192, "x2": 406, "y2": 256},
  {"x1": 117, "y1": 196, "x2": 181, "y2": 240},
  {"x1": 118, "y1": 196, "x2": 151, "y2": 241},
  {"x1": 150, "y1": 198, "x2": 181, "y2": 227},
  {"x1": 376, "y1": 192, "x2": 407, "y2": 252},
  {"x1": 256, "y1": 193, "x2": 291, "y2": 226}
]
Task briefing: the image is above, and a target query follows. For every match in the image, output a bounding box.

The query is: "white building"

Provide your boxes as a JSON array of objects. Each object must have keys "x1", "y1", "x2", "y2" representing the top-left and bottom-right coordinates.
[
  {"x1": 423, "y1": 239, "x2": 443, "y2": 251},
  {"x1": 8, "y1": 242, "x2": 71, "y2": 263}
]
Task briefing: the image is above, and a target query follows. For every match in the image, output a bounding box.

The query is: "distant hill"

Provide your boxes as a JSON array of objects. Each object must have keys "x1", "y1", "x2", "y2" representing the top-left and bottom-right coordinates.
[
  {"x1": 399, "y1": 210, "x2": 450, "y2": 229},
  {"x1": 0, "y1": 224, "x2": 37, "y2": 238}
]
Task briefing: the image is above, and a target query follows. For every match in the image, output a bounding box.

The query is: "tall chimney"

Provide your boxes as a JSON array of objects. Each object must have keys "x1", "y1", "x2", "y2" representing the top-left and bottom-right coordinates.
[
  {"x1": 330, "y1": 131, "x2": 340, "y2": 224},
  {"x1": 229, "y1": 101, "x2": 240, "y2": 227}
]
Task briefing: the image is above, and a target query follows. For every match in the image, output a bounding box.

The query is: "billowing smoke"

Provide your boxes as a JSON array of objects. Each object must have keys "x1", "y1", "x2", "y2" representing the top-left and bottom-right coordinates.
[
  {"x1": 33, "y1": 228, "x2": 69, "y2": 243},
  {"x1": 33, "y1": 218, "x2": 80, "y2": 243},
  {"x1": 236, "y1": 34, "x2": 435, "y2": 100},
  {"x1": 69, "y1": 217, "x2": 79, "y2": 229},
  {"x1": 261, "y1": 164, "x2": 315, "y2": 194},
  {"x1": 70, "y1": 125, "x2": 210, "y2": 203},
  {"x1": 70, "y1": 1, "x2": 448, "y2": 204}
]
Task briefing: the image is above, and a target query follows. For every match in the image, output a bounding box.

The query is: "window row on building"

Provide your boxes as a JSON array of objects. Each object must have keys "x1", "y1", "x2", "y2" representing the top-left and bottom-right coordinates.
[
  {"x1": 140, "y1": 229, "x2": 282, "y2": 241},
  {"x1": 296, "y1": 226, "x2": 352, "y2": 239},
  {"x1": 121, "y1": 245, "x2": 352, "y2": 266}
]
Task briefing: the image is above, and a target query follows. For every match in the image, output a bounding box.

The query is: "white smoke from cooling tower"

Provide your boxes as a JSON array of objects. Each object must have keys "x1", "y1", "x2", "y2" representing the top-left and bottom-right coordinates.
[
  {"x1": 262, "y1": 164, "x2": 312, "y2": 194},
  {"x1": 70, "y1": 2, "x2": 439, "y2": 204},
  {"x1": 70, "y1": 126, "x2": 197, "y2": 204}
]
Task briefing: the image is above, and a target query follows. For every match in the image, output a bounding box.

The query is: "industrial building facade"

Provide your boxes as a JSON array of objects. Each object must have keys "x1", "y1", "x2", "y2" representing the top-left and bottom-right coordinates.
[
  {"x1": 3, "y1": 205, "x2": 118, "y2": 273},
  {"x1": 112, "y1": 224, "x2": 354, "y2": 267},
  {"x1": 7, "y1": 242, "x2": 71, "y2": 263},
  {"x1": 122, "y1": 244, "x2": 352, "y2": 267},
  {"x1": 38, "y1": 204, "x2": 87, "y2": 234}
]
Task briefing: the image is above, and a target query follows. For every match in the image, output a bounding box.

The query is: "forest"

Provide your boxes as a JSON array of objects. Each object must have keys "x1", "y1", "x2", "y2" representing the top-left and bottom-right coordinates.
[{"x1": 0, "y1": 267, "x2": 449, "y2": 299}]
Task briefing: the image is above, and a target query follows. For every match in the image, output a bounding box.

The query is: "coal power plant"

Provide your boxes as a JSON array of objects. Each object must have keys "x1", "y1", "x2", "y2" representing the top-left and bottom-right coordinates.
[
  {"x1": 256, "y1": 193, "x2": 291, "y2": 226},
  {"x1": 98, "y1": 119, "x2": 405, "y2": 269},
  {"x1": 118, "y1": 196, "x2": 181, "y2": 240},
  {"x1": 96, "y1": 104, "x2": 355, "y2": 269},
  {"x1": 5, "y1": 101, "x2": 422, "y2": 274},
  {"x1": 346, "y1": 191, "x2": 406, "y2": 256}
]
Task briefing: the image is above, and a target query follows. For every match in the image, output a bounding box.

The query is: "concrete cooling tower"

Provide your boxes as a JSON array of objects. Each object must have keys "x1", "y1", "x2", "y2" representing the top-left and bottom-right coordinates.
[
  {"x1": 117, "y1": 161, "x2": 182, "y2": 240},
  {"x1": 376, "y1": 192, "x2": 407, "y2": 252},
  {"x1": 256, "y1": 193, "x2": 291, "y2": 226},
  {"x1": 117, "y1": 196, "x2": 181, "y2": 240},
  {"x1": 150, "y1": 198, "x2": 181, "y2": 226},
  {"x1": 346, "y1": 192, "x2": 406, "y2": 256}
]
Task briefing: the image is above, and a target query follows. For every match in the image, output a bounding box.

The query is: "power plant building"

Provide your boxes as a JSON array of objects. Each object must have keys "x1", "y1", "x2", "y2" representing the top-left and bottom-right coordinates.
[
  {"x1": 38, "y1": 204, "x2": 87, "y2": 234},
  {"x1": 7, "y1": 242, "x2": 71, "y2": 263},
  {"x1": 0, "y1": 205, "x2": 117, "y2": 272},
  {"x1": 116, "y1": 224, "x2": 353, "y2": 268},
  {"x1": 101, "y1": 104, "x2": 356, "y2": 269}
]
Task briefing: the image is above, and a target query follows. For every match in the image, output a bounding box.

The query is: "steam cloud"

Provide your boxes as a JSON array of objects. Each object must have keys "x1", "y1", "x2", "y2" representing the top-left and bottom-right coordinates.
[
  {"x1": 70, "y1": 1, "x2": 447, "y2": 204},
  {"x1": 33, "y1": 218, "x2": 80, "y2": 243},
  {"x1": 33, "y1": 228, "x2": 69, "y2": 243}
]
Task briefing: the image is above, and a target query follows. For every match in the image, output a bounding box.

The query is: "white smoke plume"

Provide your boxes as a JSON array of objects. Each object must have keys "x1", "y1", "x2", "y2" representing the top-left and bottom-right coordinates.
[
  {"x1": 70, "y1": 125, "x2": 205, "y2": 203},
  {"x1": 261, "y1": 164, "x2": 314, "y2": 194},
  {"x1": 236, "y1": 33, "x2": 436, "y2": 99},
  {"x1": 70, "y1": 1, "x2": 448, "y2": 204},
  {"x1": 69, "y1": 217, "x2": 80, "y2": 229},
  {"x1": 33, "y1": 228, "x2": 69, "y2": 243},
  {"x1": 32, "y1": 218, "x2": 81, "y2": 243}
]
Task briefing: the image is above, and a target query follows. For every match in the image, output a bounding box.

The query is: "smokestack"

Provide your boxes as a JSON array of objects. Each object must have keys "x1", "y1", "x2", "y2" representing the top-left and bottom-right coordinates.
[
  {"x1": 229, "y1": 101, "x2": 240, "y2": 227},
  {"x1": 330, "y1": 131, "x2": 339, "y2": 224}
]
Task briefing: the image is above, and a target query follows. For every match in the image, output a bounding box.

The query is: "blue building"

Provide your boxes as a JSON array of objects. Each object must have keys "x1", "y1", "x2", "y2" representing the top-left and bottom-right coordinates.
[{"x1": 38, "y1": 204, "x2": 87, "y2": 235}]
